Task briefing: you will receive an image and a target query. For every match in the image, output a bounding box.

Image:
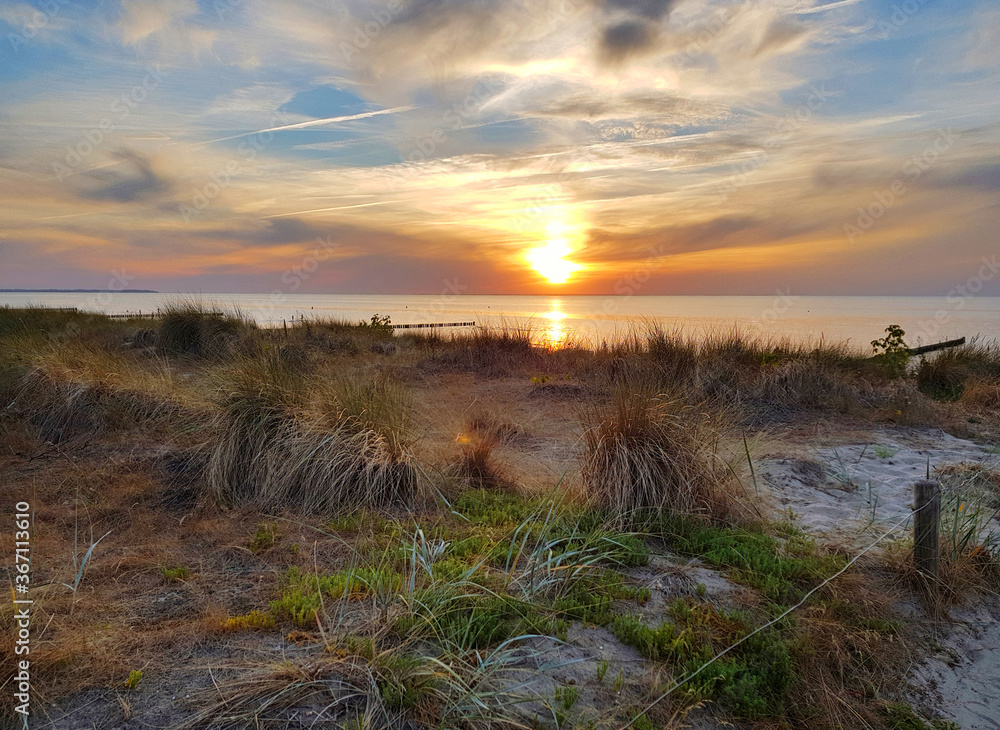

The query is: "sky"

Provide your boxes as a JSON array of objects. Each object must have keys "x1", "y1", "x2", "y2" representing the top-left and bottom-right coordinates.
[{"x1": 0, "y1": 0, "x2": 998, "y2": 296}]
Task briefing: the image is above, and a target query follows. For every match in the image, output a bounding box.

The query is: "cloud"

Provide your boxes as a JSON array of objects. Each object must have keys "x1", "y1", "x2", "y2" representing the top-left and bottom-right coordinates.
[
  {"x1": 77, "y1": 149, "x2": 171, "y2": 203},
  {"x1": 753, "y1": 19, "x2": 808, "y2": 57},
  {"x1": 117, "y1": 0, "x2": 214, "y2": 55},
  {"x1": 602, "y1": 0, "x2": 678, "y2": 20},
  {"x1": 204, "y1": 217, "x2": 330, "y2": 247},
  {"x1": 536, "y1": 90, "x2": 727, "y2": 124},
  {"x1": 119, "y1": 0, "x2": 193, "y2": 43},
  {"x1": 3, "y1": 0, "x2": 999, "y2": 296},
  {"x1": 944, "y1": 163, "x2": 1000, "y2": 192},
  {"x1": 600, "y1": 20, "x2": 658, "y2": 64}
]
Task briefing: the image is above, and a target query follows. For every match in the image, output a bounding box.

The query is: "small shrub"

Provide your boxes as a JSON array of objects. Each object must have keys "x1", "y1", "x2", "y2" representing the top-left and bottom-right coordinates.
[
  {"x1": 361, "y1": 313, "x2": 393, "y2": 336},
  {"x1": 871, "y1": 325, "x2": 909, "y2": 378}
]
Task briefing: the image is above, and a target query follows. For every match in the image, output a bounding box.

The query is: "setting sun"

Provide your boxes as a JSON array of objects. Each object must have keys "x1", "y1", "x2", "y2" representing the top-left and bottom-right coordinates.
[{"x1": 526, "y1": 221, "x2": 582, "y2": 284}]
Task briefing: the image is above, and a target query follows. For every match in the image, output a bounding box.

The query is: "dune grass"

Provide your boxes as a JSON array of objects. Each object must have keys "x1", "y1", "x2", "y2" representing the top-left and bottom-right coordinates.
[
  {"x1": 3, "y1": 306, "x2": 996, "y2": 729},
  {"x1": 581, "y1": 380, "x2": 755, "y2": 525},
  {"x1": 204, "y1": 347, "x2": 417, "y2": 513},
  {"x1": 155, "y1": 301, "x2": 251, "y2": 357}
]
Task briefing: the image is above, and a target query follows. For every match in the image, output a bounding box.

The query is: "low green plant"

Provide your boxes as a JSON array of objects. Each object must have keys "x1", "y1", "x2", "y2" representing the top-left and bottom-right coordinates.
[
  {"x1": 329, "y1": 508, "x2": 393, "y2": 534},
  {"x1": 651, "y1": 515, "x2": 844, "y2": 602},
  {"x1": 220, "y1": 610, "x2": 275, "y2": 633},
  {"x1": 874, "y1": 445, "x2": 897, "y2": 459},
  {"x1": 452, "y1": 488, "x2": 538, "y2": 527},
  {"x1": 125, "y1": 670, "x2": 143, "y2": 690},
  {"x1": 596, "y1": 659, "x2": 609, "y2": 682},
  {"x1": 612, "y1": 669, "x2": 624, "y2": 693},
  {"x1": 272, "y1": 565, "x2": 404, "y2": 627},
  {"x1": 884, "y1": 702, "x2": 959, "y2": 730},
  {"x1": 554, "y1": 684, "x2": 579, "y2": 711},
  {"x1": 630, "y1": 713, "x2": 655, "y2": 730},
  {"x1": 161, "y1": 565, "x2": 189, "y2": 583},
  {"x1": 611, "y1": 600, "x2": 793, "y2": 719},
  {"x1": 376, "y1": 654, "x2": 433, "y2": 710},
  {"x1": 399, "y1": 589, "x2": 565, "y2": 650},
  {"x1": 249, "y1": 522, "x2": 277, "y2": 553}
]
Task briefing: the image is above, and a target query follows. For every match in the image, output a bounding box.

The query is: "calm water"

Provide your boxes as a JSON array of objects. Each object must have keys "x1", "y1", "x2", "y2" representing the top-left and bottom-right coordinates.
[{"x1": 3, "y1": 292, "x2": 999, "y2": 350}]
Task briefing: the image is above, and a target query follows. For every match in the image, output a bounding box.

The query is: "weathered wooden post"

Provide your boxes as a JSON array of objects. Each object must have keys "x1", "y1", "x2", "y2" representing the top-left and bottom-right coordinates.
[
  {"x1": 913, "y1": 479, "x2": 940, "y2": 590},
  {"x1": 283, "y1": 319, "x2": 287, "y2": 340}
]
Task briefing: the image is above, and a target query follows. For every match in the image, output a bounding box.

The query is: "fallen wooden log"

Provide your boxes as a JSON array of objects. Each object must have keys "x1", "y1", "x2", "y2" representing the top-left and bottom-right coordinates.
[{"x1": 908, "y1": 337, "x2": 965, "y2": 356}]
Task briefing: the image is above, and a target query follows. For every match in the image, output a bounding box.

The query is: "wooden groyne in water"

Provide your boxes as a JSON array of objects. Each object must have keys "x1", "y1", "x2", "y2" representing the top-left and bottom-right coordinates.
[
  {"x1": 907, "y1": 337, "x2": 966, "y2": 356},
  {"x1": 389, "y1": 321, "x2": 476, "y2": 330}
]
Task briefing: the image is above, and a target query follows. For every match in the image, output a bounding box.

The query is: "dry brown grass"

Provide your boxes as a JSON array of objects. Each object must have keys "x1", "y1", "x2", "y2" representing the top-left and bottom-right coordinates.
[
  {"x1": 876, "y1": 381, "x2": 939, "y2": 426},
  {"x1": 428, "y1": 322, "x2": 543, "y2": 375},
  {"x1": 581, "y1": 382, "x2": 756, "y2": 525},
  {"x1": 155, "y1": 302, "x2": 251, "y2": 357},
  {"x1": 204, "y1": 348, "x2": 417, "y2": 513},
  {"x1": 451, "y1": 434, "x2": 515, "y2": 492},
  {"x1": 960, "y1": 375, "x2": 1000, "y2": 409},
  {"x1": 4, "y1": 307, "x2": 1000, "y2": 729}
]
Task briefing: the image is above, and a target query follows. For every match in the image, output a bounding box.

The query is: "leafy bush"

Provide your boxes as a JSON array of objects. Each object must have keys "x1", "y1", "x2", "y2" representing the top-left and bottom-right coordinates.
[{"x1": 871, "y1": 324, "x2": 909, "y2": 378}]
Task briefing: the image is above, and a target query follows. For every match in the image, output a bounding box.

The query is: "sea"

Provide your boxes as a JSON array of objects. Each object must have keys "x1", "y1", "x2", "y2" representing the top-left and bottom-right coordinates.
[{"x1": 3, "y1": 292, "x2": 999, "y2": 352}]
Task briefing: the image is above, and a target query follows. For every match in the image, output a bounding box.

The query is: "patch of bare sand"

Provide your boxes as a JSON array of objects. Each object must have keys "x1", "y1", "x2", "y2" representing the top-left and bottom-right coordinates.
[
  {"x1": 906, "y1": 597, "x2": 1000, "y2": 730},
  {"x1": 762, "y1": 425, "x2": 1000, "y2": 730},
  {"x1": 760, "y1": 427, "x2": 1000, "y2": 540}
]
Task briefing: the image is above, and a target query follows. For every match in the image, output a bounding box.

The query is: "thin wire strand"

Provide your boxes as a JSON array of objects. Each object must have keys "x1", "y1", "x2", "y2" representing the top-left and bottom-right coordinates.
[{"x1": 620, "y1": 502, "x2": 930, "y2": 729}]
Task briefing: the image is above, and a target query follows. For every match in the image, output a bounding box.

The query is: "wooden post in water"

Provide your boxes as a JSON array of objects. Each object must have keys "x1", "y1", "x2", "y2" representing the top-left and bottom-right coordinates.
[{"x1": 913, "y1": 479, "x2": 941, "y2": 590}]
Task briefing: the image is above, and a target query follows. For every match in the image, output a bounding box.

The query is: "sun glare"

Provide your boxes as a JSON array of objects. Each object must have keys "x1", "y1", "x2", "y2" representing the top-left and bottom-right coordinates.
[
  {"x1": 543, "y1": 305, "x2": 568, "y2": 348},
  {"x1": 525, "y1": 220, "x2": 582, "y2": 284}
]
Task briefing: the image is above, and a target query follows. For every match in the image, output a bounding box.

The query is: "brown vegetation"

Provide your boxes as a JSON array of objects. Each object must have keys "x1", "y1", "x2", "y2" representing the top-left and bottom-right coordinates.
[{"x1": 2, "y1": 305, "x2": 998, "y2": 729}]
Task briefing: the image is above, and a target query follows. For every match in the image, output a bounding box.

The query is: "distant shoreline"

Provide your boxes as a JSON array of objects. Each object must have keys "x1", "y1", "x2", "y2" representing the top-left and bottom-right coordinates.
[{"x1": 0, "y1": 289, "x2": 159, "y2": 293}]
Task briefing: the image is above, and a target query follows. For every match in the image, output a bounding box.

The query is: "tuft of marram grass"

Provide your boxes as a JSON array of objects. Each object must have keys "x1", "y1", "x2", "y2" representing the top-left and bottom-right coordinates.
[
  {"x1": 581, "y1": 384, "x2": 754, "y2": 525},
  {"x1": 5, "y1": 345, "x2": 179, "y2": 444},
  {"x1": 434, "y1": 320, "x2": 542, "y2": 374},
  {"x1": 156, "y1": 301, "x2": 251, "y2": 357},
  {"x1": 204, "y1": 348, "x2": 416, "y2": 513}
]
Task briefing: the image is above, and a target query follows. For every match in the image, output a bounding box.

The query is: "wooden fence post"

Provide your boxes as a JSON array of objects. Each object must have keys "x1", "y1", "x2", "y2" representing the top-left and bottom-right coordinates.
[{"x1": 913, "y1": 479, "x2": 940, "y2": 589}]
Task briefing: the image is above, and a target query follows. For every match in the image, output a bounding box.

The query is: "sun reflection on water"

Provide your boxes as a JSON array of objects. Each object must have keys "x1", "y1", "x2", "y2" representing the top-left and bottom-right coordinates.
[{"x1": 542, "y1": 302, "x2": 568, "y2": 348}]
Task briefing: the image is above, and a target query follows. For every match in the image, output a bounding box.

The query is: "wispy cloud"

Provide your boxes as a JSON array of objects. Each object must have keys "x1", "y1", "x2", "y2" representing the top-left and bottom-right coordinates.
[{"x1": 0, "y1": 0, "x2": 997, "y2": 294}]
